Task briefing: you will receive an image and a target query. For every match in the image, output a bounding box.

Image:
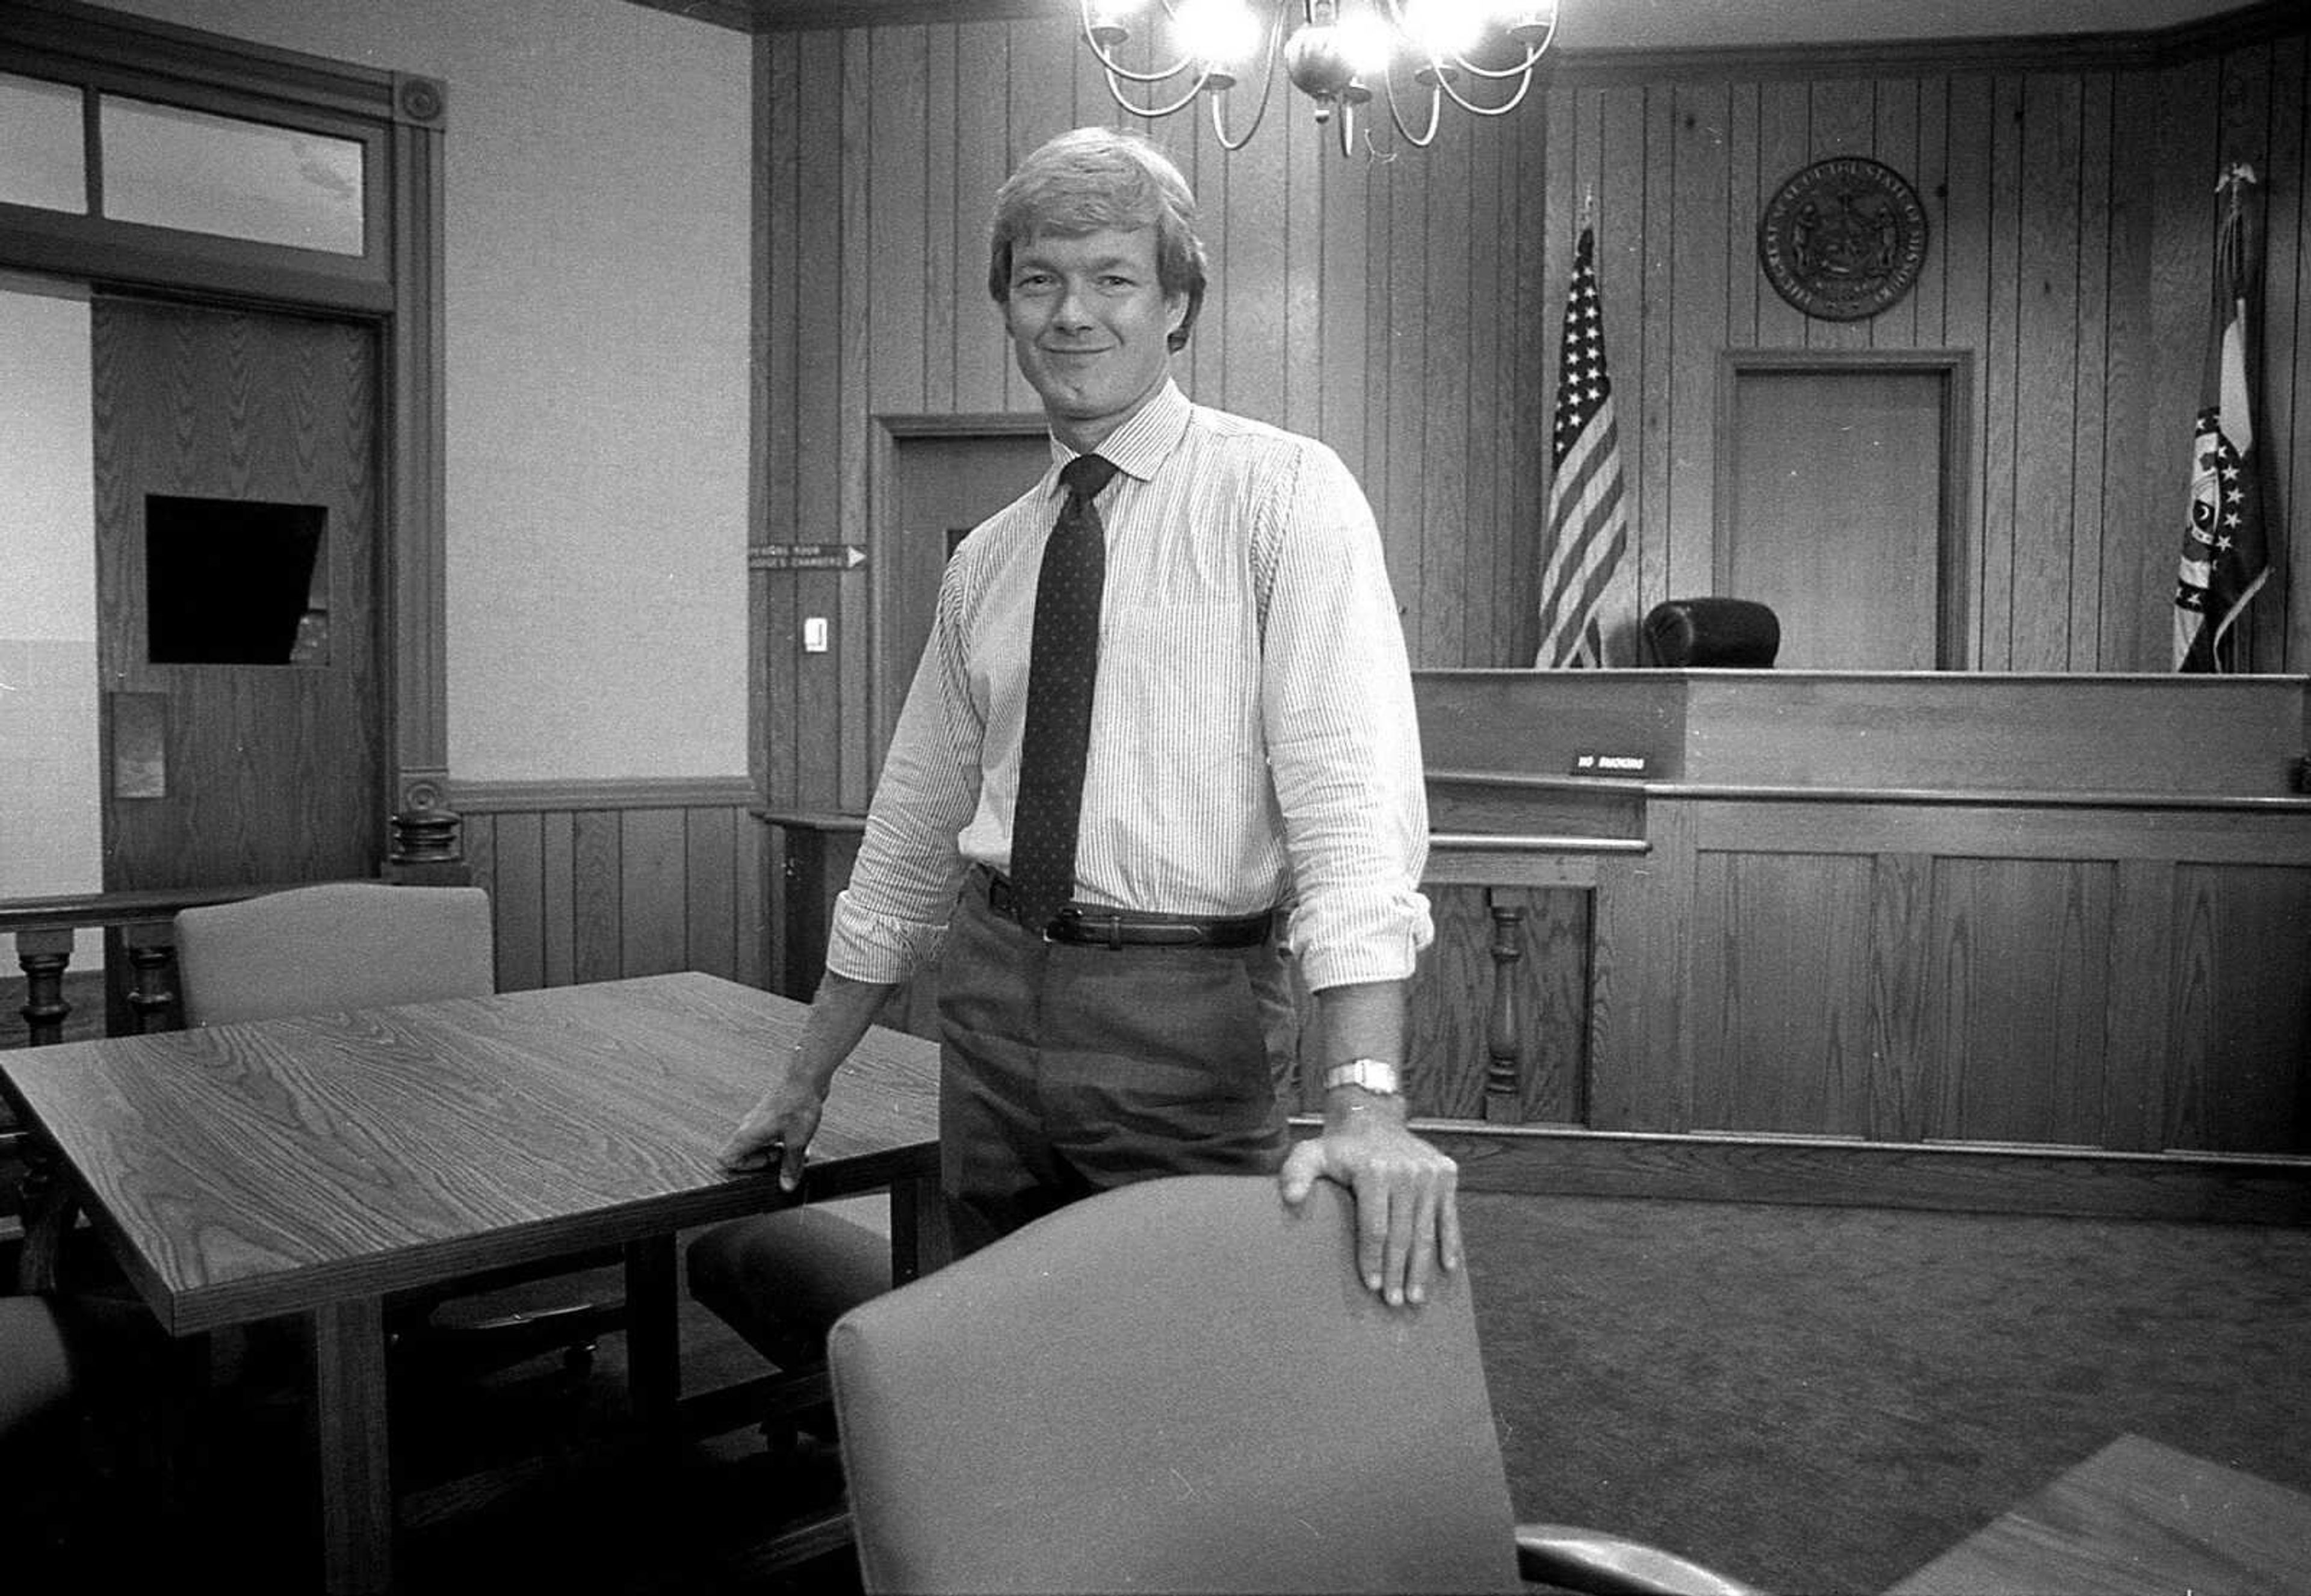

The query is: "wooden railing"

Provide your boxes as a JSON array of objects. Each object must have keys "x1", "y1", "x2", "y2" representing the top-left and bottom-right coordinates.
[{"x1": 1, "y1": 884, "x2": 325, "y2": 1047}]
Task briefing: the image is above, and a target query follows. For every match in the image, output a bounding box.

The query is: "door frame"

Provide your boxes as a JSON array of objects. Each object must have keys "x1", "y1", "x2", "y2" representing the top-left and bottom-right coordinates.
[
  {"x1": 1712, "y1": 348, "x2": 1975, "y2": 670},
  {"x1": 0, "y1": 0, "x2": 453, "y2": 873}
]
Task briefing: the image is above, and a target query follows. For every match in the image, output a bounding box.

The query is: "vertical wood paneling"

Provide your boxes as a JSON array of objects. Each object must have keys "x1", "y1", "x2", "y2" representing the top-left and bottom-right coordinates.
[
  {"x1": 2068, "y1": 73, "x2": 2113, "y2": 669},
  {"x1": 542, "y1": 811, "x2": 575, "y2": 988},
  {"x1": 1466, "y1": 120, "x2": 1504, "y2": 663},
  {"x1": 2149, "y1": 57, "x2": 2221, "y2": 668},
  {"x1": 1668, "y1": 84, "x2": 1729, "y2": 602},
  {"x1": 1909, "y1": 77, "x2": 1949, "y2": 349},
  {"x1": 1807, "y1": 78, "x2": 1876, "y2": 354},
  {"x1": 2103, "y1": 856, "x2": 2175, "y2": 1152},
  {"x1": 952, "y1": 23, "x2": 1010, "y2": 412},
  {"x1": 1754, "y1": 81, "x2": 1811, "y2": 349},
  {"x1": 1934, "y1": 858, "x2": 2112, "y2": 1144},
  {"x1": 1872, "y1": 78, "x2": 1923, "y2": 349},
  {"x1": 1692, "y1": 852, "x2": 1876, "y2": 1136},
  {"x1": 1726, "y1": 82, "x2": 1762, "y2": 347},
  {"x1": 1981, "y1": 74, "x2": 2027, "y2": 669},
  {"x1": 1637, "y1": 86, "x2": 1676, "y2": 640},
  {"x1": 1420, "y1": 123, "x2": 1471, "y2": 664},
  {"x1": 2165, "y1": 863, "x2": 2311, "y2": 1152},
  {"x1": 792, "y1": 32, "x2": 845, "y2": 807},
  {"x1": 837, "y1": 31, "x2": 875, "y2": 806},
  {"x1": 924, "y1": 26, "x2": 959, "y2": 411},
  {"x1": 457, "y1": 800, "x2": 769, "y2": 995},
  {"x1": 1941, "y1": 73, "x2": 1994, "y2": 666},
  {"x1": 2100, "y1": 67, "x2": 2159, "y2": 671},
  {"x1": 686, "y1": 806, "x2": 737, "y2": 980},
  {"x1": 2264, "y1": 36, "x2": 2307, "y2": 673},
  {"x1": 758, "y1": 33, "x2": 800, "y2": 810},
  {"x1": 2011, "y1": 72, "x2": 2085, "y2": 672},
  {"x1": 1865, "y1": 851, "x2": 1933, "y2": 1140},
  {"x1": 492, "y1": 811, "x2": 546, "y2": 992},
  {"x1": 571, "y1": 811, "x2": 622, "y2": 983},
  {"x1": 619, "y1": 808, "x2": 688, "y2": 977}
]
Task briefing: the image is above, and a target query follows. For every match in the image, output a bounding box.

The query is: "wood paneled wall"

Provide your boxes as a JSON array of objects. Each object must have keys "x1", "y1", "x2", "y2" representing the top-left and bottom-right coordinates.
[
  {"x1": 454, "y1": 781, "x2": 769, "y2": 993},
  {"x1": 752, "y1": 11, "x2": 2310, "y2": 815},
  {"x1": 1542, "y1": 28, "x2": 2311, "y2": 674},
  {"x1": 751, "y1": 17, "x2": 1548, "y2": 814}
]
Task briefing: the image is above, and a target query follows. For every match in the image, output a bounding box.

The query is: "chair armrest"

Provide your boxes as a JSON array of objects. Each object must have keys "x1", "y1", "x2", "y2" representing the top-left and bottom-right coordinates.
[{"x1": 1515, "y1": 1523, "x2": 1768, "y2": 1596}]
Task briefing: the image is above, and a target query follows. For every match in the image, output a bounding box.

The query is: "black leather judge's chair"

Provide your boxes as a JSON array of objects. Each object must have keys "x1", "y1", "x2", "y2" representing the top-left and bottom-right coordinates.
[
  {"x1": 1641, "y1": 597, "x2": 1780, "y2": 667},
  {"x1": 824, "y1": 1174, "x2": 1763, "y2": 1596}
]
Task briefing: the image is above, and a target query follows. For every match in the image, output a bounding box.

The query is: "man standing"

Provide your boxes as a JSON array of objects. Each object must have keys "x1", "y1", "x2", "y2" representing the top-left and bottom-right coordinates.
[{"x1": 720, "y1": 126, "x2": 1458, "y2": 1307}]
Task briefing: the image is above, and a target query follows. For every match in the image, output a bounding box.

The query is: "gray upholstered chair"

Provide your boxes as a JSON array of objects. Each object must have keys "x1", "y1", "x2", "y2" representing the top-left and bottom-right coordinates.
[
  {"x1": 173, "y1": 882, "x2": 622, "y2": 1380},
  {"x1": 823, "y1": 1173, "x2": 1762, "y2": 1595},
  {"x1": 1641, "y1": 597, "x2": 1781, "y2": 667},
  {"x1": 173, "y1": 880, "x2": 495, "y2": 1025},
  {"x1": 684, "y1": 1201, "x2": 893, "y2": 1452}
]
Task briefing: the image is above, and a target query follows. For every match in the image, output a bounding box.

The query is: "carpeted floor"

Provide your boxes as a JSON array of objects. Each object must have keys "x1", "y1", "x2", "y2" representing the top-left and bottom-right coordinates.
[
  {"x1": 14, "y1": 1190, "x2": 2308, "y2": 1593},
  {"x1": 1465, "y1": 1190, "x2": 2311, "y2": 1594}
]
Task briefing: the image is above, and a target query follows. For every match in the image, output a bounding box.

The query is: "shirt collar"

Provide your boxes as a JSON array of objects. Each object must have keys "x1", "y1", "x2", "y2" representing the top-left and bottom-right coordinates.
[{"x1": 1044, "y1": 379, "x2": 1191, "y2": 496}]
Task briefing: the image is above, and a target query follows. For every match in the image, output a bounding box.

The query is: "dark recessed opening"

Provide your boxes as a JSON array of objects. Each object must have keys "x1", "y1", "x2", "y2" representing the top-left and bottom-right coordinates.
[{"x1": 146, "y1": 493, "x2": 328, "y2": 665}]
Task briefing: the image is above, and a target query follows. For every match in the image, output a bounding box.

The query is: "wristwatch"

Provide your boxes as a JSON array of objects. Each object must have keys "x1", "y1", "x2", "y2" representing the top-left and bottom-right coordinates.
[{"x1": 1322, "y1": 1057, "x2": 1403, "y2": 1096}]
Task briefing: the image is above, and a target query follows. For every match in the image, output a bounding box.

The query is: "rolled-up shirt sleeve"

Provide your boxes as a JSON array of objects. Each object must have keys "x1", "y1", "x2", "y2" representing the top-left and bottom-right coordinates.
[
  {"x1": 824, "y1": 571, "x2": 982, "y2": 985},
  {"x1": 1258, "y1": 444, "x2": 1434, "y2": 992}
]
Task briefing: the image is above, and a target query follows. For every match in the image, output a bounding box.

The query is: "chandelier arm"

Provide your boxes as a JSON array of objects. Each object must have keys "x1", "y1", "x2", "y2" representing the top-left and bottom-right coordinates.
[
  {"x1": 1078, "y1": 2, "x2": 1207, "y2": 85},
  {"x1": 1208, "y1": 8, "x2": 1286, "y2": 151},
  {"x1": 1434, "y1": 63, "x2": 1538, "y2": 117},
  {"x1": 1380, "y1": 64, "x2": 1444, "y2": 148},
  {"x1": 1106, "y1": 63, "x2": 1215, "y2": 119},
  {"x1": 1450, "y1": 39, "x2": 1551, "y2": 81}
]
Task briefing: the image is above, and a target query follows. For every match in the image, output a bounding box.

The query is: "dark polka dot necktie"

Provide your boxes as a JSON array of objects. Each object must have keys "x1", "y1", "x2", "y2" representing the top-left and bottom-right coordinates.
[{"x1": 1011, "y1": 453, "x2": 1119, "y2": 932}]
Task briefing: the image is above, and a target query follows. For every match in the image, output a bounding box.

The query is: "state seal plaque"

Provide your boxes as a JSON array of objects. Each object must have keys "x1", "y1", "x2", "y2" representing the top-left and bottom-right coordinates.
[{"x1": 1757, "y1": 157, "x2": 1929, "y2": 321}]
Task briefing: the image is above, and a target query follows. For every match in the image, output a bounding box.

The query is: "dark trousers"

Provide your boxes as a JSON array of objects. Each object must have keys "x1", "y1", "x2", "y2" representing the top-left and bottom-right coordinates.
[{"x1": 935, "y1": 871, "x2": 1299, "y2": 1258}]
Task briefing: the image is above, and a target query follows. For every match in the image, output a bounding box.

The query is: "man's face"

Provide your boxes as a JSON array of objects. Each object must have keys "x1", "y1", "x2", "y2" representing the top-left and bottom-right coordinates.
[{"x1": 1002, "y1": 226, "x2": 1186, "y2": 451}]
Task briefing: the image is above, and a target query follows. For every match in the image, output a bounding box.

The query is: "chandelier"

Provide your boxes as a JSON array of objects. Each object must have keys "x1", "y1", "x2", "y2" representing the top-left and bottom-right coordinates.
[{"x1": 1078, "y1": 1, "x2": 1559, "y2": 156}]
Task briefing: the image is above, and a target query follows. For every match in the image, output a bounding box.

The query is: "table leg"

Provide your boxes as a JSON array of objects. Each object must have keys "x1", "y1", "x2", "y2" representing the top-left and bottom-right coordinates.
[
  {"x1": 309, "y1": 1296, "x2": 393, "y2": 1596},
  {"x1": 889, "y1": 1168, "x2": 951, "y2": 1284},
  {"x1": 624, "y1": 1233, "x2": 680, "y2": 1440}
]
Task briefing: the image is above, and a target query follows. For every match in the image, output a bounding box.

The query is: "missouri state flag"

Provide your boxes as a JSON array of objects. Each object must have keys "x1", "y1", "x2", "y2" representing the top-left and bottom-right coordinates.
[{"x1": 2174, "y1": 165, "x2": 2269, "y2": 673}]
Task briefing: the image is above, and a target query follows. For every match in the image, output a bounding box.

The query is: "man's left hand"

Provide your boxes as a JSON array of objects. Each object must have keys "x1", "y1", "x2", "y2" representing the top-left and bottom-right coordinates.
[{"x1": 1278, "y1": 1100, "x2": 1462, "y2": 1308}]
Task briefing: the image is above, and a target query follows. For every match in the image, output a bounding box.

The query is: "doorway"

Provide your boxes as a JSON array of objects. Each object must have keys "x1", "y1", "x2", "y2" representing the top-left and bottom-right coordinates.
[
  {"x1": 868, "y1": 417, "x2": 1053, "y2": 782},
  {"x1": 1714, "y1": 350, "x2": 1973, "y2": 670},
  {"x1": 93, "y1": 295, "x2": 384, "y2": 890}
]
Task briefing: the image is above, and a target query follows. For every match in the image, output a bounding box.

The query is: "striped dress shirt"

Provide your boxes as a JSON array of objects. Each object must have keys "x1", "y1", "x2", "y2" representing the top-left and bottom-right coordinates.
[{"x1": 827, "y1": 380, "x2": 1432, "y2": 994}]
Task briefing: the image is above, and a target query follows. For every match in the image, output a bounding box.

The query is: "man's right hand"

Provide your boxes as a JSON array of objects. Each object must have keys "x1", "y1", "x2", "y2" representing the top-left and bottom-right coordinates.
[
  {"x1": 717, "y1": 1056, "x2": 829, "y2": 1191},
  {"x1": 718, "y1": 970, "x2": 896, "y2": 1189}
]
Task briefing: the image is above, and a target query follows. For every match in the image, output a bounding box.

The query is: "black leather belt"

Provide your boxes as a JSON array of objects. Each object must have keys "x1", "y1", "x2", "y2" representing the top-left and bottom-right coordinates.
[{"x1": 983, "y1": 868, "x2": 1275, "y2": 950}]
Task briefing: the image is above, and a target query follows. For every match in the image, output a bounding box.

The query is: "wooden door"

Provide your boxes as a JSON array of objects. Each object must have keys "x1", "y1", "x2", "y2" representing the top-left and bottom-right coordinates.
[
  {"x1": 92, "y1": 295, "x2": 383, "y2": 890},
  {"x1": 1716, "y1": 354, "x2": 1970, "y2": 670},
  {"x1": 872, "y1": 424, "x2": 1051, "y2": 779}
]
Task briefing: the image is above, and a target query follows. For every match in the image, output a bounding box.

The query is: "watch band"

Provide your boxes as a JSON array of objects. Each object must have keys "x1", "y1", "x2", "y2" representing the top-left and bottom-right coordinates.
[{"x1": 1322, "y1": 1057, "x2": 1402, "y2": 1096}]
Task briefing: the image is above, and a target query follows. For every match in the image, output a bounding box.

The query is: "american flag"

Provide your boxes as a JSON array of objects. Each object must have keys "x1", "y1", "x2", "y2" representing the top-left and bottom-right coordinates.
[
  {"x1": 1534, "y1": 223, "x2": 1629, "y2": 668},
  {"x1": 2174, "y1": 164, "x2": 2268, "y2": 672}
]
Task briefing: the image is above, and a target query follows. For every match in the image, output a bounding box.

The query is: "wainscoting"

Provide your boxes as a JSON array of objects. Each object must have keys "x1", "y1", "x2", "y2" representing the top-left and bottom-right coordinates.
[{"x1": 452, "y1": 778, "x2": 770, "y2": 994}]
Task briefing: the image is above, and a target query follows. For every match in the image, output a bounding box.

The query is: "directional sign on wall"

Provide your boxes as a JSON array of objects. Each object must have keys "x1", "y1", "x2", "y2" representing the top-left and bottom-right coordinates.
[{"x1": 751, "y1": 543, "x2": 866, "y2": 572}]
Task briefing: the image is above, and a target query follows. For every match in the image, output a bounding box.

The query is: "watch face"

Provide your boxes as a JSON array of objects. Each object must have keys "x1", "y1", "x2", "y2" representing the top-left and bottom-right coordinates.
[{"x1": 1330, "y1": 1059, "x2": 1401, "y2": 1094}]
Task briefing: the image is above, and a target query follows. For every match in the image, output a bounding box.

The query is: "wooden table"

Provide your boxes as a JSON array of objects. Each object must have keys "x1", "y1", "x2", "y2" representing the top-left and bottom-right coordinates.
[
  {"x1": 0, "y1": 971, "x2": 942, "y2": 1594},
  {"x1": 1888, "y1": 1433, "x2": 2311, "y2": 1594}
]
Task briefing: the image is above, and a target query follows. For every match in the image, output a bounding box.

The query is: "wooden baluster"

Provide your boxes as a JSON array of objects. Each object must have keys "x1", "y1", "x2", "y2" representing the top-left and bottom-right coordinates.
[
  {"x1": 125, "y1": 923, "x2": 180, "y2": 1033},
  {"x1": 17, "y1": 927, "x2": 74, "y2": 1046},
  {"x1": 1483, "y1": 895, "x2": 1526, "y2": 1122}
]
